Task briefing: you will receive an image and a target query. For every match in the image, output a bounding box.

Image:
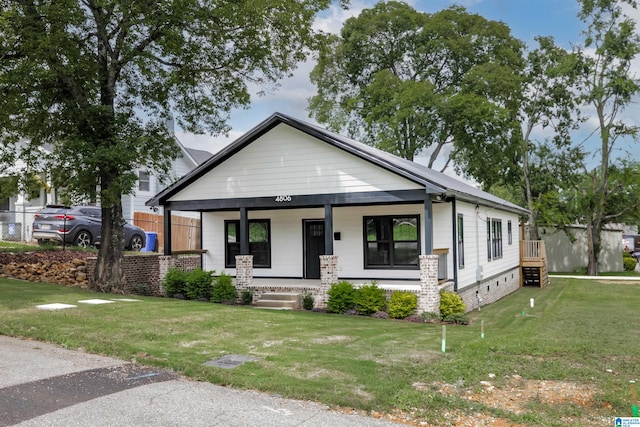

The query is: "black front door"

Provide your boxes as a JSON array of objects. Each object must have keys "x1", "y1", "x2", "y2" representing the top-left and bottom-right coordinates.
[{"x1": 304, "y1": 220, "x2": 325, "y2": 279}]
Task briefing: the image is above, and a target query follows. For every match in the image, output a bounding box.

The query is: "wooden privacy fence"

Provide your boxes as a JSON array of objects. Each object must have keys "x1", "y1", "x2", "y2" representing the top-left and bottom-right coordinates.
[{"x1": 133, "y1": 212, "x2": 201, "y2": 252}]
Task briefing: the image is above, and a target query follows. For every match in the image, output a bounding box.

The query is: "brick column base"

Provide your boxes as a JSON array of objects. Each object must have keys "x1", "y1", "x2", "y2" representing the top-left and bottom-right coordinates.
[
  {"x1": 318, "y1": 255, "x2": 338, "y2": 309},
  {"x1": 419, "y1": 254, "x2": 440, "y2": 314},
  {"x1": 235, "y1": 255, "x2": 254, "y2": 295}
]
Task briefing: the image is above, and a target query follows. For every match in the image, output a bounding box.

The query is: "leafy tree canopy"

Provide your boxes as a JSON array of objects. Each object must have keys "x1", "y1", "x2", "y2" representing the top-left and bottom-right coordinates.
[
  {"x1": 308, "y1": 1, "x2": 525, "y2": 188},
  {"x1": 0, "y1": 0, "x2": 338, "y2": 290},
  {"x1": 572, "y1": 0, "x2": 640, "y2": 274}
]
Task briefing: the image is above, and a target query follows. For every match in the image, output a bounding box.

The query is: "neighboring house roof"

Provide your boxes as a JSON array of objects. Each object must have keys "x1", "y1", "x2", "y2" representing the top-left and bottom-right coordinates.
[
  {"x1": 184, "y1": 147, "x2": 213, "y2": 165},
  {"x1": 147, "y1": 112, "x2": 529, "y2": 216},
  {"x1": 173, "y1": 136, "x2": 212, "y2": 168}
]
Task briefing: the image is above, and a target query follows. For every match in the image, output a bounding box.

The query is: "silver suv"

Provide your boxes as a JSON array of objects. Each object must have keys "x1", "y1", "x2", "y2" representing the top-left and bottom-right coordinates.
[{"x1": 32, "y1": 205, "x2": 146, "y2": 250}]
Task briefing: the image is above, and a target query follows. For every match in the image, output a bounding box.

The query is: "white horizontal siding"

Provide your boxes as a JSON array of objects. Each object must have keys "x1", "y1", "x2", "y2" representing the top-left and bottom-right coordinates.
[
  {"x1": 124, "y1": 155, "x2": 195, "y2": 221},
  {"x1": 333, "y1": 205, "x2": 424, "y2": 280},
  {"x1": 455, "y1": 202, "x2": 482, "y2": 288},
  {"x1": 432, "y1": 202, "x2": 453, "y2": 280},
  {"x1": 170, "y1": 124, "x2": 422, "y2": 202},
  {"x1": 456, "y1": 202, "x2": 521, "y2": 291},
  {"x1": 203, "y1": 206, "x2": 427, "y2": 279},
  {"x1": 201, "y1": 201, "x2": 521, "y2": 285},
  {"x1": 202, "y1": 208, "x2": 322, "y2": 277}
]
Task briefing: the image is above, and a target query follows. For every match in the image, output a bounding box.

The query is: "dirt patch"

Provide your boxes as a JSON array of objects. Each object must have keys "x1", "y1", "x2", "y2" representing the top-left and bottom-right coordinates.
[
  {"x1": 310, "y1": 335, "x2": 354, "y2": 344},
  {"x1": 379, "y1": 375, "x2": 607, "y2": 426},
  {"x1": 432, "y1": 375, "x2": 596, "y2": 415},
  {"x1": 595, "y1": 280, "x2": 640, "y2": 285}
]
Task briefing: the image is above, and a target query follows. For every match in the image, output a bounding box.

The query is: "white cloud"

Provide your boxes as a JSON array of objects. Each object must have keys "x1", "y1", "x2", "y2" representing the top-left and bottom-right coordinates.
[{"x1": 314, "y1": 0, "x2": 371, "y2": 34}]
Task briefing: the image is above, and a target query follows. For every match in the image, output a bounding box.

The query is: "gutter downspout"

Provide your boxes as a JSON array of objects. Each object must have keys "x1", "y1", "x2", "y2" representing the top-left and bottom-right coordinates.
[
  {"x1": 475, "y1": 205, "x2": 483, "y2": 282},
  {"x1": 451, "y1": 197, "x2": 458, "y2": 292}
]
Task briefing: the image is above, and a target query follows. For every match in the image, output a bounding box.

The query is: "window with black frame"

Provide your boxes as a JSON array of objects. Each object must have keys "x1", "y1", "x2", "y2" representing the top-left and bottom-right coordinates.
[
  {"x1": 457, "y1": 214, "x2": 465, "y2": 269},
  {"x1": 492, "y1": 219, "x2": 503, "y2": 259},
  {"x1": 225, "y1": 219, "x2": 271, "y2": 268},
  {"x1": 364, "y1": 216, "x2": 419, "y2": 268}
]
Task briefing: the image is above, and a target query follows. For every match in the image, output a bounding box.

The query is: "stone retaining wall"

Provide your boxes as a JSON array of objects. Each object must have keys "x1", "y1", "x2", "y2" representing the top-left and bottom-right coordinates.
[{"x1": 0, "y1": 258, "x2": 89, "y2": 287}]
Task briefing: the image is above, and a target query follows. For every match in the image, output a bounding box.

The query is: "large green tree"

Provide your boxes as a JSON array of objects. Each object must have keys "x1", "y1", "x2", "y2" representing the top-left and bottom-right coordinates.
[
  {"x1": 308, "y1": 1, "x2": 524, "y2": 187},
  {"x1": 573, "y1": 0, "x2": 640, "y2": 275},
  {"x1": 0, "y1": 0, "x2": 337, "y2": 292},
  {"x1": 516, "y1": 36, "x2": 585, "y2": 240}
]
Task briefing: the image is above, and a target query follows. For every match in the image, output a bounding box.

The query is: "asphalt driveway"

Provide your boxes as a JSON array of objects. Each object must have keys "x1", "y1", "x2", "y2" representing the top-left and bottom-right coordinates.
[{"x1": 0, "y1": 336, "x2": 401, "y2": 426}]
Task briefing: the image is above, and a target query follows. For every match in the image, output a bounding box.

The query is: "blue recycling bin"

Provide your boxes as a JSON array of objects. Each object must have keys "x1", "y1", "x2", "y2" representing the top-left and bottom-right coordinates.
[{"x1": 141, "y1": 232, "x2": 157, "y2": 252}]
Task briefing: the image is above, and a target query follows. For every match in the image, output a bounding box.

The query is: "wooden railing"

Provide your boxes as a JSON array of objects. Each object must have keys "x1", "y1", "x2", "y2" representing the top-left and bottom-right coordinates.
[
  {"x1": 433, "y1": 248, "x2": 449, "y2": 281},
  {"x1": 520, "y1": 240, "x2": 547, "y2": 262}
]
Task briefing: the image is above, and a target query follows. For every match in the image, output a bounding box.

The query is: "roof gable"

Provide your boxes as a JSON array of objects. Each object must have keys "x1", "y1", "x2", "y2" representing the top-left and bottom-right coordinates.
[
  {"x1": 166, "y1": 123, "x2": 424, "y2": 202},
  {"x1": 147, "y1": 113, "x2": 527, "y2": 215}
]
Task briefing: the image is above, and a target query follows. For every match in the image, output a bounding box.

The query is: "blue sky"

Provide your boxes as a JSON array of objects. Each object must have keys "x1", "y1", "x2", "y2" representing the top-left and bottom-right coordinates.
[{"x1": 177, "y1": 0, "x2": 638, "y2": 169}]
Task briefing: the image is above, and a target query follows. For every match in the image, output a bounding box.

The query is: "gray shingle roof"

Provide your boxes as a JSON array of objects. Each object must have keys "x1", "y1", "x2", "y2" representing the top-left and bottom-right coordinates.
[{"x1": 185, "y1": 147, "x2": 212, "y2": 165}]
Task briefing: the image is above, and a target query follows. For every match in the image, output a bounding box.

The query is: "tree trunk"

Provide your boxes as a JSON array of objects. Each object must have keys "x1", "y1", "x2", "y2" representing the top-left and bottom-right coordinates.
[
  {"x1": 586, "y1": 219, "x2": 601, "y2": 276},
  {"x1": 92, "y1": 174, "x2": 126, "y2": 293},
  {"x1": 522, "y1": 146, "x2": 540, "y2": 241}
]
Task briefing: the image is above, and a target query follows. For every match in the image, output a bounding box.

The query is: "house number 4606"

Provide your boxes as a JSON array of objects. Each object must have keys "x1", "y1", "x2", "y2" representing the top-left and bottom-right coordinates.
[{"x1": 275, "y1": 195, "x2": 292, "y2": 202}]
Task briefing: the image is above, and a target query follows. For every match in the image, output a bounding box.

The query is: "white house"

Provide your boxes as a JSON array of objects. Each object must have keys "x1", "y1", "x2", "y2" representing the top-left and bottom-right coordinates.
[
  {"x1": 147, "y1": 113, "x2": 530, "y2": 310},
  {"x1": 123, "y1": 137, "x2": 211, "y2": 222},
  {"x1": 0, "y1": 135, "x2": 210, "y2": 246}
]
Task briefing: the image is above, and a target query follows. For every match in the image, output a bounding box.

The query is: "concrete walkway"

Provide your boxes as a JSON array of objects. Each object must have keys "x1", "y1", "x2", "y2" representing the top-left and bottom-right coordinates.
[
  {"x1": 549, "y1": 274, "x2": 640, "y2": 280},
  {"x1": 0, "y1": 336, "x2": 401, "y2": 427}
]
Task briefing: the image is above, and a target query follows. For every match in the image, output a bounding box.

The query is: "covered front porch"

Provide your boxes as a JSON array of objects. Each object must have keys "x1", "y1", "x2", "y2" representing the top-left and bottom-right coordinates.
[{"x1": 234, "y1": 254, "x2": 443, "y2": 314}]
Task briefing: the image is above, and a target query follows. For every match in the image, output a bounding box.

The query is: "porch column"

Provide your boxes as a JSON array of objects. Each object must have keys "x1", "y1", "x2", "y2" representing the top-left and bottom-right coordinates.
[
  {"x1": 418, "y1": 254, "x2": 440, "y2": 314},
  {"x1": 324, "y1": 204, "x2": 333, "y2": 255},
  {"x1": 318, "y1": 255, "x2": 338, "y2": 309},
  {"x1": 240, "y1": 207, "x2": 249, "y2": 255},
  {"x1": 424, "y1": 198, "x2": 433, "y2": 254},
  {"x1": 163, "y1": 208, "x2": 172, "y2": 255},
  {"x1": 235, "y1": 255, "x2": 253, "y2": 294}
]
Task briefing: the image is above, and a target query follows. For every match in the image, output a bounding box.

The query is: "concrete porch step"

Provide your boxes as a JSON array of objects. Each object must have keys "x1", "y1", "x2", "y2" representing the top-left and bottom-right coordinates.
[{"x1": 255, "y1": 292, "x2": 302, "y2": 310}]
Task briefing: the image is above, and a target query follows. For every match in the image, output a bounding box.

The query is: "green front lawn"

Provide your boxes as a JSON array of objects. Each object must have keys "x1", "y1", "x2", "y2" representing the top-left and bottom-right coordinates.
[{"x1": 0, "y1": 276, "x2": 637, "y2": 426}]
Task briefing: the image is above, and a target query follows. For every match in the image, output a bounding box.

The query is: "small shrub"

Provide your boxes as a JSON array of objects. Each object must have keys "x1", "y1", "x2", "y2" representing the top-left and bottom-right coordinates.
[
  {"x1": 185, "y1": 269, "x2": 215, "y2": 300},
  {"x1": 354, "y1": 282, "x2": 387, "y2": 316},
  {"x1": 623, "y1": 257, "x2": 637, "y2": 271},
  {"x1": 163, "y1": 268, "x2": 187, "y2": 297},
  {"x1": 302, "y1": 293, "x2": 315, "y2": 310},
  {"x1": 240, "y1": 290, "x2": 253, "y2": 305},
  {"x1": 327, "y1": 281, "x2": 356, "y2": 314},
  {"x1": 439, "y1": 291, "x2": 466, "y2": 318},
  {"x1": 404, "y1": 314, "x2": 424, "y2": 323},
  {"x1": 442, "y1": 313, "x2": 470, "y2": 325},
  {"x1": 572, "y1": 265, "x2": 587, "y2": 275},
  {"x1": 211, "y1": 273, "x2": 237, "y2": 303},
  {"x1": 387, "y1": 291, "x2": 418, "y2": 319},
  {"x1": 421, "y1": 311, "x2": 440, "y2": 323}
]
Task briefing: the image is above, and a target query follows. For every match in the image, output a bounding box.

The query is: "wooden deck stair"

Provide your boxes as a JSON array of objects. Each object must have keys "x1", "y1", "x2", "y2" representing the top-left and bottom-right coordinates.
[{"x1": 520, "y1": 240, "x2": 549, "y2": 288}]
